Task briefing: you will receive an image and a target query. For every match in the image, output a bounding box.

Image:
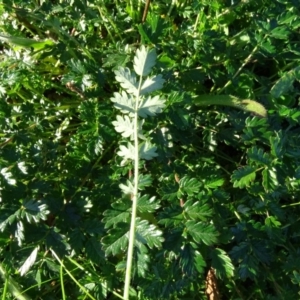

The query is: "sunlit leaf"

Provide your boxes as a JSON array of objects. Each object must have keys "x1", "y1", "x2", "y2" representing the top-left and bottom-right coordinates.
[
  {"x1": 138, "y1": 95, "x2": 165, "y2": 118},
  {"x1": 179, "y1": 177, "x2": 202, "y2": 196},
  {"x1": 139, "y1": 141, "x2": 158, "y2": 160},
  {"x1": 137, "y1": 195, "x2": 160, "y2": 213},
  {"x1": 102, "y1": 227, "x2": 128, "y2": 256},
  {"x1": 138, "y1": 174, "x2": 153, "y2": 190},
  {"x1": 184, "y1": 200, "x2": 213, "y2": 221},
  {"x1": 231, "y1": 166, "x2": 256, "y2": 188},
  {"x1": 18, "y1": 247, "x2": 39, "y2": 276},
  {"x1": 103, "y1": 200, "x2": 131, "y2": 228},
  {"x1": 270, "y1": 66, "x2": 300, "y2": 98},
  {"x1": 117, "y1": 142, "x2": 135, "y2": 163},
  {"x1": 262, "y1": 168, "x2": 278, "y2": 192},
  {"x1": 134, "y1": 45, "x2": 156, "y2": 77},
  {"x1": 111, "y1": 91, "x2": 135, "y2": 115},
  {"x1": 247, "y1": 146, "x2": 272, "y2": 166},
  {"x1": 119, "y1": 180, "x2": 135, "y2": 196},
  {"x1": 140, "y1": 75, "x2": 165, "y2": 95},
  {"x1": 136, "y1": 218, "x2": 164, "y2": 248},
  {"x1": 112, "y1": 115, "x2": 134, "y2": 138},
  {"x1": 114, "y1": 67, "x2": 138, "y2": 95}
]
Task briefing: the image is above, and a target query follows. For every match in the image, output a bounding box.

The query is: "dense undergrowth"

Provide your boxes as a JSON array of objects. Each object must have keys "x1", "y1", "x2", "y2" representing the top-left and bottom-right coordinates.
[{"x1": 0, "y1": 0, "x2": 300, "y2": 299}]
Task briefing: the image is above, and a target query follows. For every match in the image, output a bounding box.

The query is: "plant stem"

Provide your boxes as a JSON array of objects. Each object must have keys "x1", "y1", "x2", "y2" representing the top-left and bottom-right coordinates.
[
  {"x1": 0, "y1": 263, "x2": 31, "y2": 300},
  {"x1": 60, "y1": 263, "x2": 66, "y2": 300},
  {"x1": 123, "y1": 70, "x2": 143, "y2": 300},
  {"x1": 50, "y1": 249, "x2": 96, "y2": 300}
]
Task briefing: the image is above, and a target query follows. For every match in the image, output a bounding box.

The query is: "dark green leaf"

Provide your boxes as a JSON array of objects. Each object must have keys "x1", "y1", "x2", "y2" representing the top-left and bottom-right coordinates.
[
  {"x1": 184, "y1": 200, "x2": 213, "y2": 221},
  {"x1": 247, "y1": 146, "x2": 272, "y2": 166},
  {"x1": 101, "y1": 226, "x2": 129, "y2": 256},
  {"x1": 231, "y1": 166, "x2": 256, "y2": 188},
  {"x1": 179, "y1": 177, "x2": 202, "y2": 197},
  {"x1": 136, "y1": 218, "x2": 164, "y2": 249},
  {"x1": 85, "y1": 237, "x2": 105, "y2": 265},
  {"x1": 137, "y1": 195, "x2": 160, "y2": 213},
  {"x1": 186, "y1": 221, "x2": 218, "y2": 246},
  {"x1": 210, "y1": 248, "x2": 234, "y2": 279}
]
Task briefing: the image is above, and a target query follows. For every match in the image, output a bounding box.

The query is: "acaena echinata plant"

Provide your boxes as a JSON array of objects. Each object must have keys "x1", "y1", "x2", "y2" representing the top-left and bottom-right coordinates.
[{"x1": 109, "y1": 45, "x2": 165, "y2": 300}]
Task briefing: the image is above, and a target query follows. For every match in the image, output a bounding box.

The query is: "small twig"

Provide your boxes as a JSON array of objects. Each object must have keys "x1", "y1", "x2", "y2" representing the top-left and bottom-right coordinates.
[
  {"x1": 142, "y1": 0, "x2": 151, "y2": 23},
  {"x1": 66, "y1": 82, "x2": 85, "y2": 99}
]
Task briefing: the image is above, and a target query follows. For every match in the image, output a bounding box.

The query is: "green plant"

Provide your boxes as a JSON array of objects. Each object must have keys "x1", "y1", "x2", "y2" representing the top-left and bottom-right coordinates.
[
  {"x1": 1, "y1": 0, "x2": 300, "y2": 299},
  {"x1": 109, "y1": 46, "x2": 165, "y2": 299}
]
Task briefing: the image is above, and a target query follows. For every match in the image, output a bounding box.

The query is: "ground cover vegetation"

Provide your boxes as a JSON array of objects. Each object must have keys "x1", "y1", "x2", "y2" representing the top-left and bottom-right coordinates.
[{"x1": 0, "y1": 0, "x2": 300, "y2": 299}]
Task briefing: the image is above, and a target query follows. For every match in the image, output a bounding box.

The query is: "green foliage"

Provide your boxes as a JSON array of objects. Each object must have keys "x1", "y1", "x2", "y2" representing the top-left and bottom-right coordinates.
[{"x1": 1, "y1": 0, "x2": 300, "y2": 299}]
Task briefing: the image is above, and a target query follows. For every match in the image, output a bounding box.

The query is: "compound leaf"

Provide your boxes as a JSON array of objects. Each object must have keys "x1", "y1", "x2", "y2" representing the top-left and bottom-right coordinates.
[
  {"x1": 85, "y1": 237, "x2": 105, "y2": 265},
  {"x1": 179, "y1": 177, "x2": 202, "y2": 197},
  {"x1": 117, "y1": 142, "x2": 135, "y2": 164},
  {"x1": 184, "y1": 200, "x2": 213, "y2": 221},
  {"x1": 262, "y1": 168, "x2": 278, "y2": 192},
  {"x1": 270, "y1": 66, "x2": 300, "y2": 98},
  {"x1": 102, "y1": 200, "x2": 131, "y2": 229},
  {"x1": 180, "y1": 243, "x2": 206, "y2": 275},
  {"x1": 138, "y1": 174, "x2": 153, "y2": 190}
]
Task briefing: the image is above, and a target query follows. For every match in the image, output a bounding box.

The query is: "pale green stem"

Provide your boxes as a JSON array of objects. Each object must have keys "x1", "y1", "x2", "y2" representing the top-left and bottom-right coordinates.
[
  {"x1": 50, "y1": 249, "x2": 96, "y2": 300},
  {"x1": 60, "y1": 263, "x2": 66, "y2": 300},
  {"x1": 66, "y1": 256, "x2": 123, "y2": 299},
  {"x1": 167, "y1": 0, "x2": 177, "y2": 16},
  {"x1": 0, "y1": 263, "x2": 31, "y2": 300},
  {"x1": 2, "y1": 275, "x2": 8, "y2": 300},
  {"x1": 123, "y1": 73, "x2": 144, "y2": 300},
  {"x1": 193, "y1": 10, "x2": 201, "y2": 32}
]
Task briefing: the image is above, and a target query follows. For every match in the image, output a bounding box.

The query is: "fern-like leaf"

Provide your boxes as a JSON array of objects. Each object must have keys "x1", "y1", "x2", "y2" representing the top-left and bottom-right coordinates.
[{"x1": 102, "y1": 227, "x2": 129, "y2": 256}]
